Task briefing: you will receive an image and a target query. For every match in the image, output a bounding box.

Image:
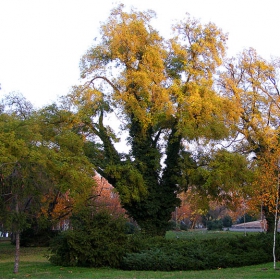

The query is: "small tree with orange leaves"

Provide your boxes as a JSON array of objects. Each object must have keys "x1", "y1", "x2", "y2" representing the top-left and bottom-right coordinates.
[
  {"x1": 249, "y1": 146, "x2": 280, "y2": 269},
  {"x1": 249, "y1": 148, "x2": 280, "y2": 233}
]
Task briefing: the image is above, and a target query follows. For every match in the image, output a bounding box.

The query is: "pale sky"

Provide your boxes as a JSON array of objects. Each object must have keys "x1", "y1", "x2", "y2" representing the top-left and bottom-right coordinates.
[{"x1": 0, "y1": 0, "x2": 279, "y2": 108}]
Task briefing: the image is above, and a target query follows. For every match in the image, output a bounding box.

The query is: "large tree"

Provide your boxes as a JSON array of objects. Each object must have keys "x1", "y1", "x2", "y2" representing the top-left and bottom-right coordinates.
[
  {"x1": 67, "y1": 5, "x2": 229, "y2": 235},
  {"x1": 0, "y1": 93, "x2": 95, "y2": 273}
]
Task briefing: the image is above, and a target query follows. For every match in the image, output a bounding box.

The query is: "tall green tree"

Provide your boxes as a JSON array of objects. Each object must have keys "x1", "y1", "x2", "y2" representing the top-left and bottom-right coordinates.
[
  {"x1": 189, "y1": 149, "x2": 254, "y2": 213},
  {"x1": 67, "y1": 5, "x2": 228, "y2": 235},
  {"x1": 0, "y1": 93, "x2": 95, "y2": 273}
]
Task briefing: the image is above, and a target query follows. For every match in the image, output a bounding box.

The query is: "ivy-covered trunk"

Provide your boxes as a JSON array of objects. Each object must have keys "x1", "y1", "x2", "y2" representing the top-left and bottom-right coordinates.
[
  {"x1": 116, "y1": 120, "x2": 181, "y2": 236},
  {"x1": 123, "y1": 120, "x2": 173, "y2": 236}
]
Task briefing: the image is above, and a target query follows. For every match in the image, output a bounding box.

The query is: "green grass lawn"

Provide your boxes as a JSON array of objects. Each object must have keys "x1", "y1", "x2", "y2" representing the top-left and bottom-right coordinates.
[{"x1": 1, "y1": 231, "x2": 280, "y2": 279}]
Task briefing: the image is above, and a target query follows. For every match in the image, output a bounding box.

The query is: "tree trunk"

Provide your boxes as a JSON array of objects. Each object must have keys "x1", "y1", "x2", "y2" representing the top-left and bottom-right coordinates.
[
  {"x1": 273, "y1": 168, "x2": 279, "y2": 270},
  {"x1": 13, "y1": 231, "x2": 20, "y2": 274},
  {"x1": 13, "y1": 194, "x2": 20, "y2": 274}
]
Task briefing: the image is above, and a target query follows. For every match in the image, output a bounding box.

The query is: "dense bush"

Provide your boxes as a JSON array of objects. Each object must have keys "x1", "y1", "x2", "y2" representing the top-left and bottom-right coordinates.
[
  {"x1": 221, "y1": 215, "x2": 233, "y2": 228},
  {"x1": 207, "y1": 219, "x2": 223, "y2": 230},
  {"x1": 180, "y1": 221, "x2": 188, "y2": 231},
  {"x1": 206, "y1": 216, "x2": 232, "y2": 230},
  {"x1": 237, "y1": 213, "x2": 256, "y2": 224},
  {"x1": 121, "y1": 233, "x2": 280, "y2": 271},
  {"x1": 167, "y1": 220, "x2": 176, "y2": 230},
  {"x1": 125, "y1": 222, "x2": 137, "y2": 234},
  {"x1": 167, "y1": 220, "x2": 188, "y2": 231},
  {"x1": 48, "y1": 210, "x2": 130, "y2": 268}
]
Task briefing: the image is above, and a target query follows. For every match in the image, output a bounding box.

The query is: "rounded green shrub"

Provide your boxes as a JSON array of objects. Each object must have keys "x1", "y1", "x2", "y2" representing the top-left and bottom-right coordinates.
[
  {"x1": 221, "y1": 215, "x2": 233, "y2": 228},
  {"x1": 49, "y1": 210, "x2": 129, "y2": 268},
  {"x1": 207, "y1": 219, "x2": 223, "y2": 230}
]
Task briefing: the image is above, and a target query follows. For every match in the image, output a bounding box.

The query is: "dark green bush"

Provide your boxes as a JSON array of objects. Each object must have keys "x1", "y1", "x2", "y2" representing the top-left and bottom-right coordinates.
[
  {"x1": 167, "y1": 220, "x2": 176, "y2": 230},
  {"x1": 237, "y1": 213, "x2": 256, "y2": 224},
  {"x1": 221, "y1": 215, "x2": 232, "y2": 228},
  {"x1": 180, "y1": 221, "x2": 188, "y2": 231},
  {"x1": 207, "y1": 219, "x2": 223, "y2": 230},
  {"x1": 49, "y1": 210, "x2": 130, "y2": 268},
  {"x1": 125, "y1": 222, "x2": 137, "y2": 234},
  {"x1": 121, "y1": 233, "x2": 280, "y2": 271}
]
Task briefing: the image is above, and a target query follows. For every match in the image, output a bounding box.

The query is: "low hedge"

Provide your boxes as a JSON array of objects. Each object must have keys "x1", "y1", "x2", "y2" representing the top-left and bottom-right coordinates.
[
  {"x1": 49, "y1": 218, "x2": 280, "y2": 271},
  {"x1": 120, "y1": 233, "x2": 280, "y2": 271}
]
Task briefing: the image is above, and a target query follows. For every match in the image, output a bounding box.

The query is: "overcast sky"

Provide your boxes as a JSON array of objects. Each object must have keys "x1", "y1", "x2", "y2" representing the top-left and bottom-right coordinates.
[{"x1": 0, "y1": 0, "x2": 279, "y2": 107}]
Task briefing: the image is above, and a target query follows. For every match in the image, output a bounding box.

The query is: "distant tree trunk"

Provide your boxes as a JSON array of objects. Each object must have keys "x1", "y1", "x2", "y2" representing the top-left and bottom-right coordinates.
[
  {"x1": 13, "y1": 194, "x2": 20, "y2": 274},
  {"x1": 191, "y1": 217, "x2": 197, "y2": 229}
]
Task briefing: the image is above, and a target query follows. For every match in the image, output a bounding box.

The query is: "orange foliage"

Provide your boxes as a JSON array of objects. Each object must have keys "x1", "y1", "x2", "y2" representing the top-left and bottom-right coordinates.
[
  {"x1": 248, "y1": 149, "x2": 280, "y2": 215},
  {"x1": 175, "y1": 187, "x2": 253, "y2": 227},
  {"x1": 225, "y1": 194, "x2": 249, "y2": 222},
  {"x1": 40, "y1": 174, "x2": 125, "y2": 230},
  {"x1": 40, "y1": 189, "x2": 73, "y2": 221},
  {"x1": 174, "y1": 189, "x2": 208, "y2": 229},
  {"x1": 92, "y1": 174, "x2": 126, "y2": 217}
]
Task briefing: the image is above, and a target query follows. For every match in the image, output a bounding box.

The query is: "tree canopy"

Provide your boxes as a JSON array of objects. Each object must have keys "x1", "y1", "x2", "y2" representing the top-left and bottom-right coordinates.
[
  {"x1": 64, "y1": 4, "x2": 231, "y2": 235},
  {"x1": 0, "y1": 93, "x2": 95, "y2": 272},
  {"x1": 219, "y1": 48, "x2": 280, "y2": 232},
  {"x1": 2, "y1": 4, "x2": 280, "y2": 240}
]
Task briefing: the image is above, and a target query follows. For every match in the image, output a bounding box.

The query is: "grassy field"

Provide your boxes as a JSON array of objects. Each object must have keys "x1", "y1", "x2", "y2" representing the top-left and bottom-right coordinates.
[{"x1": 1, "y1": 231, "x2": 280, "y2": 279}]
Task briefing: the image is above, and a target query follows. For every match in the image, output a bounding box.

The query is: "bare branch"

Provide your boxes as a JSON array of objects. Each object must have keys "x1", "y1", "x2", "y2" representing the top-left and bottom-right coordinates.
[{"x1": 89, "y1": 76, "x2": 121, "y2": 93}]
